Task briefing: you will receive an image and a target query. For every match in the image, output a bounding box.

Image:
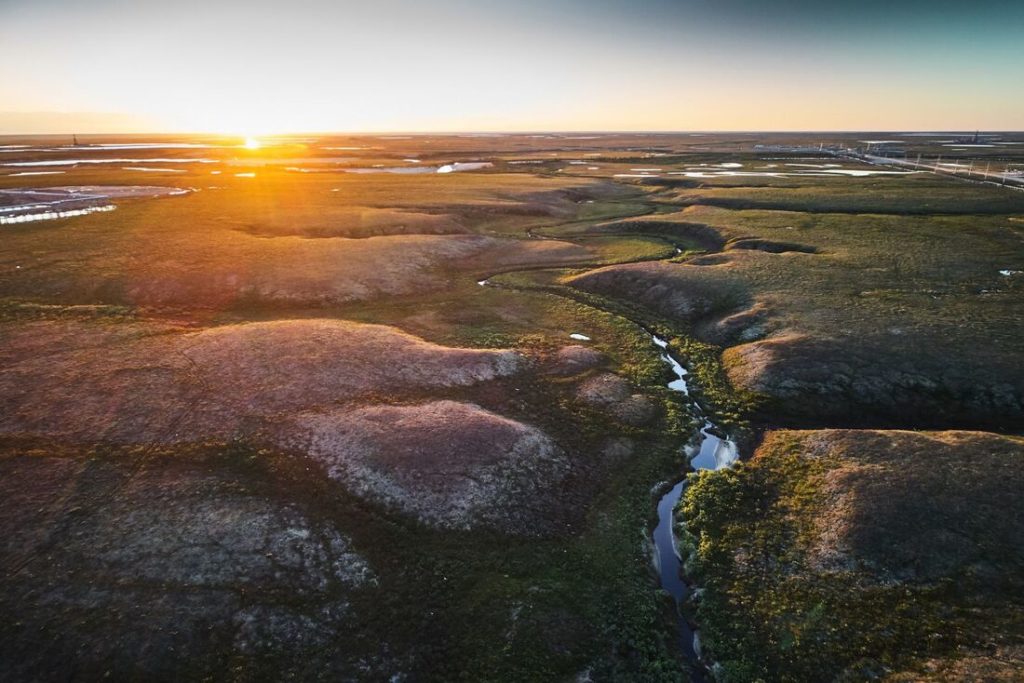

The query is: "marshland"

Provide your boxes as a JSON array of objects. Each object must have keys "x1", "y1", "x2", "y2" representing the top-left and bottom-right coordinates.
[{"x1": 1, "y1": 132, "x2": 1022, "y2": 681}]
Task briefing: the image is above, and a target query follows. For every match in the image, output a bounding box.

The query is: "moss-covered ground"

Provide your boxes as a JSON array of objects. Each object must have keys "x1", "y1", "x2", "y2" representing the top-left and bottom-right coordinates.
[{"x1": 2, "y1": 132, "x2": 1022, "y2": 681}]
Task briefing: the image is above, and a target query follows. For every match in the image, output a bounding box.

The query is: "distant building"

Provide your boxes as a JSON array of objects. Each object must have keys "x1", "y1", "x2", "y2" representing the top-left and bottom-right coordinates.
[
  {"x1": 952, "y1": 131, "x2": 1001, "y2": 144},
  {"x1": 864, "y1": 142, "x2": 906, "y2": 157},
  {"x1": 753, "y1": 144, "x2": 825, "y2": 153}
]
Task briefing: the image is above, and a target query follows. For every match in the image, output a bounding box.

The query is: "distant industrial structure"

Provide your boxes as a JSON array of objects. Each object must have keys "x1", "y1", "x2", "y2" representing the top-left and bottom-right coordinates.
[
  {"x1": 841, "y1": 148, "x2": 1023, "y2": 191},
  {"x1": 952, "y1": 131, "x2": 1002, "y2": 144},
  {"x1": 751, "y1": 134, "x2": 1024, "y2": 191},
  {"x1": 861, "y1": 141, "x2": 906, "y2": 157},
  {"x1": 753, "y1": 144, "x2": 831, "y2": 153}
]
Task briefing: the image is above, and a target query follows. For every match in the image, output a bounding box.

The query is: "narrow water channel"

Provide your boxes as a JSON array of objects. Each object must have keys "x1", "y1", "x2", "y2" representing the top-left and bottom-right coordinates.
[{"x1": 651, "y1": 335, "x2": 738, "y2": 680}]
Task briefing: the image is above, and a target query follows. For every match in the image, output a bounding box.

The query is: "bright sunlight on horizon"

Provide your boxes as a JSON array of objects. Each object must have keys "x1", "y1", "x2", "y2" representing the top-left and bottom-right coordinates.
[
  {"x1": 1, "y1": 0, "x2": 1023, "y2": 134},
  {"x1": 2, "y1": 2, "x2": 1024, "y2": 681}
]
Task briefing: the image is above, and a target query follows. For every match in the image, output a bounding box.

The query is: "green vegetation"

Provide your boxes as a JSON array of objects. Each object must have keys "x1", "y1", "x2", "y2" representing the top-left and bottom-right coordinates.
[
  {"x1": 567, "y1": 201, "x2": 1024, "y2": 430},
  {"x1": 2, "y1": 132, "x2": 1023, "y2": 681},
  {"x1": 664, "y1": 174, "x2": 1024, "y2": 215},
  {"x1": 681, "y1": 430, "x2": 1024, "y2": 682}
]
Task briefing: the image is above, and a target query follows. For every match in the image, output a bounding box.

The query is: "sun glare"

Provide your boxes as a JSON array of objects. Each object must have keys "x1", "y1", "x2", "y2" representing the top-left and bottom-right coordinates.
[{"x1": 243, "y1": 137, "x2": 262, "y2": 150}]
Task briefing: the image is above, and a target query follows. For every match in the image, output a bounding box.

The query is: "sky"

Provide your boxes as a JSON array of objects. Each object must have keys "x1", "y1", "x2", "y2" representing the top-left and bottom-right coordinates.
[{"x1": 1, "y1": 0, "x2": 1022, "y2": 133}]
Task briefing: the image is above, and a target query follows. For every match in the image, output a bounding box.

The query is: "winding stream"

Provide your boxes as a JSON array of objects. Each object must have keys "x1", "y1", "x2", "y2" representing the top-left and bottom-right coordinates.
[
  {"x1": 651, "y1": 334, "x2": 738, "y2": 680},
  {"x1": 478, "y1": 262, "x2": 738, "y2": 678}
]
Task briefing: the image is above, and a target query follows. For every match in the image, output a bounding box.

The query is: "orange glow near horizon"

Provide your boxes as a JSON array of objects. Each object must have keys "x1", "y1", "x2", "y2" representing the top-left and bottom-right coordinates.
[{"x1": 1, "y1": 1, "x2": 1023, "y2": 134}]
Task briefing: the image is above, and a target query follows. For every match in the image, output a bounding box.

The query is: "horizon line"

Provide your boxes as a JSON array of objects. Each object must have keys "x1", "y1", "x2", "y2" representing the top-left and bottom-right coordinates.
[{"x1": 3, "y1": 129, "x2": 1022, "y2": 138}]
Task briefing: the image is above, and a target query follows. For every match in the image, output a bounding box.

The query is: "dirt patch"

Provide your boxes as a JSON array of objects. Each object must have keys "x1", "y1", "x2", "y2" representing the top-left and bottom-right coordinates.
[
  {"x1": 576, "y1": 373, "x2": 658, "y2": 426},
  {"x1": 1, "y1": 228, "x2": 590, "y2": 309},
  {"x1": 275, "y1": 401, "x2": 571, "y2": 533},
  {"x1": 0, "y1": 453, "x2": 374, "y2": 681},
  {"x1": 164, "y1": 234, "x2": 588, "y2": 307},
  {"x1": 123, "y1": 234, "x2": 491, "y2": 308},
  {"x1": 544, "y1": 345, "x2": 605, "y2": 376},
  {"x1": 182, "y1": 319, "x2": 523, "y2": 413},
  {"x1": 694, "y1": 301, "x2": 772, "y2": 345},
  {"x1": 0, "y1": 319, "x2": 524, "y2": 444}
]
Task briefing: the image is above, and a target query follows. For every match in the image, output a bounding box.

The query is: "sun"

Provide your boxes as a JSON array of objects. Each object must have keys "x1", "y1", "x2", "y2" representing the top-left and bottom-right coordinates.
[{"x1": 243, "y1": 136, "x2": 262, "y2": 150}]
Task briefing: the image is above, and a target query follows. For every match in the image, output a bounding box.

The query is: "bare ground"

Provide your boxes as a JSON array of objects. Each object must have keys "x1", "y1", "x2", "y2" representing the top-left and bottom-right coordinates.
[
  {"x1": 0, "y1": 318, "x2": 524, "y2": 444},
  {"x1": 275, "y1": 400, "x2": 572, "y2": 533},
  {"x1": 0, "y1": 452, "x2": 375, "y2": 681}
]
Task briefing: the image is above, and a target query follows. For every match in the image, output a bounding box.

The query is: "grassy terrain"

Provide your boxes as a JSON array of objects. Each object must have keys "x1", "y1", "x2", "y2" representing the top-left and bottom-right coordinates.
[
  {"x1": 568, "y1": 198, "x2": 1024, "y2": 430},
  {"x1": 660, "y1": 172, "x2": 1024, "y2": 215},
  {"x1": 0, "y1": 294, "x2": 699, "y2": 680},
  {"x1": 0, "y1": 147, "x2": 698, "y2": 680},
  {"x1": 2, "y1": 132, "x2": 1023, "y2": 681},
  {"x1": 681, "y1": 429, "x2": 1024, "y2": 682}
]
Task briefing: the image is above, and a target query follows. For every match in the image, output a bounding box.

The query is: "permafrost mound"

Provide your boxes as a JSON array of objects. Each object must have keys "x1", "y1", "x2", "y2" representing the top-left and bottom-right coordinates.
[{"x1": 279, "y1": 401, "x2": 571, "y2": 533}]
